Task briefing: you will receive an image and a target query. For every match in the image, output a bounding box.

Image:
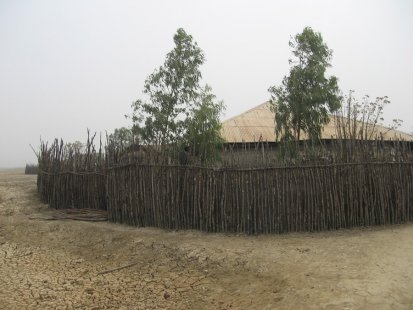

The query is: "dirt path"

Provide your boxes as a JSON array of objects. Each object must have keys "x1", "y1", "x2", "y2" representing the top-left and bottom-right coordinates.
[{"x1": 0, "y1": 170, "x2": 412, "y2": 309}]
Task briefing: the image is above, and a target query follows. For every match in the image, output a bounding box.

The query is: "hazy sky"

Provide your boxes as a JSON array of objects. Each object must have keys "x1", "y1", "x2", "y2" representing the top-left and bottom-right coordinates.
[{"x1": 1, "y1": 0, "x2": 412, "y2": 167}]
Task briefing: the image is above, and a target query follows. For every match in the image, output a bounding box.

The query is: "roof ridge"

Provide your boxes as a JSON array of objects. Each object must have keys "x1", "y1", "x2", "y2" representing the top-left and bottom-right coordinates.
[{"x1": 222, "y1": 101, "x2": 271, "y2": 124}]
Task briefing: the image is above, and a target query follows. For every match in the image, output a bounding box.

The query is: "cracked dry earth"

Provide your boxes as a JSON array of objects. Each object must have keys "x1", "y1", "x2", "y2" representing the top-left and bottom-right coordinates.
[{"x1": 0, "y1": 169, "x2": 412, "y2": 309}]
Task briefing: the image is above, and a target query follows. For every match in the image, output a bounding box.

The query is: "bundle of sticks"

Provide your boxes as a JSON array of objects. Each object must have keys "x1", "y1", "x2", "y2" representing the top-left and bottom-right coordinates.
[{"x1": 31, "y1": 208, "x2": 108, "y2": 222}]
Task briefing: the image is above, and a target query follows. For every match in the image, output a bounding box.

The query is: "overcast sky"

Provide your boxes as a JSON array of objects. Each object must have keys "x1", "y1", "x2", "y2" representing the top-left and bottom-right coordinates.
[{"x1": 1, "y1": 0, "x2": 412, "y2": 167}]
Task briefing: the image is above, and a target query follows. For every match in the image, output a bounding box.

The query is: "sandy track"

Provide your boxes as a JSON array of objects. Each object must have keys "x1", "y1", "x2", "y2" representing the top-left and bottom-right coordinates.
[{"x1": 0, "y1": 170, "x2": 412, "y2": 309}]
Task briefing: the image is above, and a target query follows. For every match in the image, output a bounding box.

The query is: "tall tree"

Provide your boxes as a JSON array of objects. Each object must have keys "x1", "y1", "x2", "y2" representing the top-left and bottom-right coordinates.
[
  {"x1": 269, "y1": 27, "x2": 341, "y2": 143},
  {"x1": 131, "y1": 28, "x2": 224, "y2": 163},
  {"x1": 132, "y1": 28, "x2": 205, "y2": 146},
  {"x1": 184, "y1": 85, "x2": 225, "y2": 163}
]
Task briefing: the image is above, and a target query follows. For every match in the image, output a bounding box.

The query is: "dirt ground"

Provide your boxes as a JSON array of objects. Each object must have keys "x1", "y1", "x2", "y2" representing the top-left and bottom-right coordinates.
[{"x1": 0, "y1": 169, "x2": 412, "y2": 310}]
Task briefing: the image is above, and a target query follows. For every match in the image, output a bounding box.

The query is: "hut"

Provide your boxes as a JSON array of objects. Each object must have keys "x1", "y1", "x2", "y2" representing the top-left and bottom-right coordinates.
[
  {"x1": 220, "y1": 102, "x2": 413, "y2": 143},
  {"x1": 219, "y1": 102, "x2": 413, "y2": 165}
]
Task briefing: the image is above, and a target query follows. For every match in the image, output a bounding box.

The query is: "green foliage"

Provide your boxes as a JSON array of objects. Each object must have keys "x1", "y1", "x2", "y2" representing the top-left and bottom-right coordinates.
[
  {"x1": 269, "y1": 27, "x2": 341, "y2": 143},
  {"x1": 132, "y1": 28, "x2": 205, "y2": 146},
  {"x1": 131, "y1": 28, "x2": 224, "y2": 163},
  {"x1": 335, "y1": 90, "x2": 401, "y2": 140},
  {"x1": 108, "y1": 127, "x2": 134, "y2": 148},
  {"x1": 184, "y1": 85, "x2": 225, "y2": 163},
  {"x1": 64, "y1": 141, "x2": 84, "y2": 153}
]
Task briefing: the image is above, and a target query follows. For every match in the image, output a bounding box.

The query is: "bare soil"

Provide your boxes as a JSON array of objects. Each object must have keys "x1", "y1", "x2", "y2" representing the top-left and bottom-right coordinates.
[{"x1": 0, "y1": 169, "x2": 412, "y2": 309}]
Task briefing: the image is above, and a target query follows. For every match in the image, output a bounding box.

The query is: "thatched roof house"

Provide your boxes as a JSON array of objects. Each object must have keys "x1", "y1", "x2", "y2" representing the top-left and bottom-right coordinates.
[{"x1": 221, "y1": 102, "x2": 413, "y2": 143}]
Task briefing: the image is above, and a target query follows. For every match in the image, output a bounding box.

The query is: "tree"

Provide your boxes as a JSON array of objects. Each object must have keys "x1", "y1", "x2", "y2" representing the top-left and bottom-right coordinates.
[
  {"x1": 132, "y1": 28, "x2": 205, "y2": 147},
  {"x1": 64, "y1": 141, "x2": 84, "y2": 154},
  {"x1": 269, "y1": 27, "x2": 341, "y2": 143},
  {"x1": 184, "y1": 85, "x2": 225, "y2": 163},
  {"x1": 108, "y1": 127, "x2": 134, "y2": 148},
  {"x1": 131, "y1": 28, "x2": 224, "y2": 163},
  {"x1": 335, "y1": 90, "x2": 402, "y2": 141}
]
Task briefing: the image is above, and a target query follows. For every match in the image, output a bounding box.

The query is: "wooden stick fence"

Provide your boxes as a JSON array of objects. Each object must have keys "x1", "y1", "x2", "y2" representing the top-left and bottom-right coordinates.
[
  {"x1": 38, "y1": 170, "x2": 107, "y2": 210},
  {"x1": 37, "y1": 161, "x2": 413, "y2": 233},
  {"x1": 25, "y1": 164, "x2": 38, "y2": 175}
]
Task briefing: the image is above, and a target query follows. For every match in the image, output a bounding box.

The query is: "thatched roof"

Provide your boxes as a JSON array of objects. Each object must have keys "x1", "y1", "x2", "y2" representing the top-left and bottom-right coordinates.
[{"x1": 221, "y1": 102, "x2": 413, "y2": 143}]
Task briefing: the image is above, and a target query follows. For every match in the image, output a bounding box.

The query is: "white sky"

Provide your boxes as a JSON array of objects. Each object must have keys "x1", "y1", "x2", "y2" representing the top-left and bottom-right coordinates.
[{"x1": 1, "y1": 0, "x2": 412, "y2": 167}]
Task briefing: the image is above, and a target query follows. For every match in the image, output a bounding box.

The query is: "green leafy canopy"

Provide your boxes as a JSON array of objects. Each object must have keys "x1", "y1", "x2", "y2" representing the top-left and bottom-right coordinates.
[
  {"x1": 269, "y1": 27, "x2": 341, "y2": 143},
  {"x1": 131, "y1": 28, "x2": 224, "y2": 163}
]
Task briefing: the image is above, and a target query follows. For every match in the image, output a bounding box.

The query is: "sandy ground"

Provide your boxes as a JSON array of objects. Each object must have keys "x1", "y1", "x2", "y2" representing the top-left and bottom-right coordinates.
[{"x1": 0, "y1": 169, "x2": 412, "y2": 309}]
